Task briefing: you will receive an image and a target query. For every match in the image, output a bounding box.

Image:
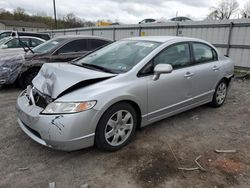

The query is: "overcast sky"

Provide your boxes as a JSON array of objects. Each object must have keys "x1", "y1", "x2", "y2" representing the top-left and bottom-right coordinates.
[{"x1": 0, "y1": 0, "x2": 247, "y2": 23}]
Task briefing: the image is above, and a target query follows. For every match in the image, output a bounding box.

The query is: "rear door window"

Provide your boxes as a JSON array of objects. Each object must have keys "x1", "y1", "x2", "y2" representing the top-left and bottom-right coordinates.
[
  {"x1": 30, "y1": 38, "x2": 43, "y2": 47},
  {"x1": 57, "y1": 39, "x2": 88, "y2": 54},
  {"x1": 192, "y1": 43, "x2": 217, "y2": 63},
  {"x1": 20, "y1": 38, "x2": 30, "y2": 47}
]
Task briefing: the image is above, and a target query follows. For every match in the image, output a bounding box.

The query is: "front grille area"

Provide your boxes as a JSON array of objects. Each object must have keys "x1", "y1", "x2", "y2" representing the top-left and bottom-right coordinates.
[{"x1": 33, "y1": 88, "x2": 53, "y2": 109}]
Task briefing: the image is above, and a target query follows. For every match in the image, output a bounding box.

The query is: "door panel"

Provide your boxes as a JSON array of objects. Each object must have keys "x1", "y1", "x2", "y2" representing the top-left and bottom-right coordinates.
[
  {"x1": 190, "y1": 42, "x2": 221, "y2": 103},
  {"x1": 189, "y1": 61, "x2": 221, "y2": 103},
  {"x1": 146, "y1": 42, "x2": 194, "y2": 122},
  {"x1": 147, "y1": 67, "x2": 193, "y2": 121},
  {"x1": 145, "y1": 42, "x2": 194, "y2": 122}
]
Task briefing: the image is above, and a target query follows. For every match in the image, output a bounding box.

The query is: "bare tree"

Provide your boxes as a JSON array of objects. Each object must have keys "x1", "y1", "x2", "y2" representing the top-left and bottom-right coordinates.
[
  {"x1": 207, "y1": 0, "x2": 239, "y2": 20},
  {"x1": 241, "y1": 1, "x2": 250, "y2": 18}
]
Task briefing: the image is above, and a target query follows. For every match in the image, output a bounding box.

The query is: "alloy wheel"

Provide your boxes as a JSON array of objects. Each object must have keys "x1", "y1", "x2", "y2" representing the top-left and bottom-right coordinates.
[
  {"x1": 104, "y1": 110, "x2": 134, "y2": 147},
  {"x1": 216, "y1": 82, "x2": 227, "y2": 105}
]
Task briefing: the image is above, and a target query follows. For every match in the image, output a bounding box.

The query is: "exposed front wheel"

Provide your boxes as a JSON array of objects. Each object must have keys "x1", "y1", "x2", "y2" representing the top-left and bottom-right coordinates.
[
  {"x1": 95, "y1": 102, "x2": 137, "y2": 151},
  {"x1": 210, "y1": 80, "x2": 228, "y2": 107}
]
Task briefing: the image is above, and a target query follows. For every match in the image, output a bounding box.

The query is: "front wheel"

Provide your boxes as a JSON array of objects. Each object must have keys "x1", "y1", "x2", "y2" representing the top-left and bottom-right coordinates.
[
  {"x1": 210, "y1": 80, "x2": 228, "y2": 107},
  {"x1": 95, "y1": 102, "x2": 137, "y2": 151}
]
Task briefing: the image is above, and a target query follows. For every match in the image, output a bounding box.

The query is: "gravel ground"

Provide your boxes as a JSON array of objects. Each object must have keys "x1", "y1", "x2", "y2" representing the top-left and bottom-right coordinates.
[{"x1": 0, "y1": 79, "x2": 249, "y2": 188}]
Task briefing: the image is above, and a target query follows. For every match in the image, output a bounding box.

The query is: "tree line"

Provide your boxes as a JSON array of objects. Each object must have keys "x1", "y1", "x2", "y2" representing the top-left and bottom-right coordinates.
[
  {"x1": 207, "y1": 0, "x2": 250, "y2": 20},
  {"x1": 0, "y1": 0, "x2": 250, "y2": 30},
  {"x1": 0, "y1": 7, "x2": 95, "y2": 29}
]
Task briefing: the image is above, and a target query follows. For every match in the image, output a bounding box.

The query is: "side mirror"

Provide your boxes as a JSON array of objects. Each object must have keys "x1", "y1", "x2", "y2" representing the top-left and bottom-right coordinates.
[
  {"x1": 1, "y1": 44, "x2": 8, "y2": 49},
  {"x1": 153, "y1": 64, "x2": 173, "y2": 81}
]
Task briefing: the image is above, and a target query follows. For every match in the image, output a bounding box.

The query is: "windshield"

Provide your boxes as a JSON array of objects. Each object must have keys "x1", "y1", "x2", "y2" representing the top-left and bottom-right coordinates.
[
  {"x1": 75, "y1": 40, "x2": 160, "y2": 73},
  {"x1": 0, "y1": 32, "x2": 11, "y2": 40},
  {"x1": 32, "y1": 38, "x2": 66, "y2": 53},
  {"x1": 0, "y1": 37, "x2": 11, "y2": 46}
]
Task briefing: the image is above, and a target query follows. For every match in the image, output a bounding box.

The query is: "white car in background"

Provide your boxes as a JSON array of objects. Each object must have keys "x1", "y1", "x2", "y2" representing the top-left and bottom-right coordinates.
[{"x1": 0, "y1": 36, "x2": 45, "y2": 54}]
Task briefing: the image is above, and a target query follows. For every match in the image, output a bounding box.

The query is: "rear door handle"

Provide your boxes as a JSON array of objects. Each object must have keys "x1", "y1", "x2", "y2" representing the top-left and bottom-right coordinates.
[
  {"x1": 184, "y1": 72, "x2": 194, "y2": 78},
  {"x1": 212, "y1": 66, "x2": 220, "y2": 71}
]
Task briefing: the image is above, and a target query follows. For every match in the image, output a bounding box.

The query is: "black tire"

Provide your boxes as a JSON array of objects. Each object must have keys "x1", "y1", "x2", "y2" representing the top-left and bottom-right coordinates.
[
  {"x1": 18, "y1": 69, "x2": 39, "y2": 89},
  {"x1": 210, "y1": 79, "x2": 228, "y2": 107},
  {"x1": 95, "y1": 102, "x2": 137, "y2": 151}
]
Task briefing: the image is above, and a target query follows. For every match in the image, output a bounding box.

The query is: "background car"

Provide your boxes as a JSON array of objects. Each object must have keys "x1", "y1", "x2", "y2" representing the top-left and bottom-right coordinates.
[
  {"x1": 0, "y1": 36, "x2": 45, "y2": 54},
  {"x1": 17, "y1": 35, "x2": 112, "y2": 88},
  {"x1": 0, "y1": 30, "x2": 51, "y2": 41},
  {"x1": 139, "y1": 18, "x2": 167, "y2": 24},
  {"x1": 170, "y1": 16, "x2": 192, "y2": 22},
  {"x1": 16, "y1": 36, "x2": 234, "y2": 151}
]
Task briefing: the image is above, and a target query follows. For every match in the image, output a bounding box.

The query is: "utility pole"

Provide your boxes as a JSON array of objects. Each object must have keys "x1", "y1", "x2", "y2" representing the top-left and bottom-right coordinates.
[{"x1": 53, "y1": 0, "x2": 57, "y2": 29}]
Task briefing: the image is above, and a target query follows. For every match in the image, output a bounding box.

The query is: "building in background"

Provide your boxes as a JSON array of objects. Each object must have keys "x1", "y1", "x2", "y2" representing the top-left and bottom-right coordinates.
[{"x1": 0, "y1": 19, "x2": 49, "y2": 32}]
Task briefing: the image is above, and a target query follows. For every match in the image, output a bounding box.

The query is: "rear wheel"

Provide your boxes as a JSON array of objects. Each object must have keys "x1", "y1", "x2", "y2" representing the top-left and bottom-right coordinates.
[
  {"x1": 95, "y1": 102, "x2": 137, "y2": 151},
  {"x1": 210, "y1": 80, "x2": 228, "y2": 107}
]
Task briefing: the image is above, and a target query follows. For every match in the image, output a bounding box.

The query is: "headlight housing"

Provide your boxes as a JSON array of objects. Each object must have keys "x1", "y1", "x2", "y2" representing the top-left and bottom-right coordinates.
[{"x1": 42, "y1": 101, "x2": 96, "y2": 114}]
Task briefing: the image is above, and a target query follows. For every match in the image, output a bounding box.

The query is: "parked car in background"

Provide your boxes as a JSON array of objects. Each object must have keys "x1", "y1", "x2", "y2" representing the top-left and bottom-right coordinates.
[
  {"x1": 0, "y1": 36, "x2": 45, "y2": 54},
  {"x1": 170, "y1": 17, "x2": 192, "y2": 22},
  {"x1": 16, "y1": 36, "x2": 234, "y2": 151},
  {"x1": 15, "y1": 35, "x2": 112, "y2": 88},
  {"x1": 139, "y1": 18, "x2": 167, "y2": 24},
  {"x1": 0, "y1": 30, "x2": 51, "y2": 41}
]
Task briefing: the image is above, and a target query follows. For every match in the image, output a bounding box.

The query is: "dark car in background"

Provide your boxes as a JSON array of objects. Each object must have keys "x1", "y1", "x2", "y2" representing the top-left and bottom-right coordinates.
[
  {"x1": 170, "y1": 17, "x2": 192, "y2": 22},
  {"x1": 17, "y1": 35, "x2": 112, "y2": 88}
]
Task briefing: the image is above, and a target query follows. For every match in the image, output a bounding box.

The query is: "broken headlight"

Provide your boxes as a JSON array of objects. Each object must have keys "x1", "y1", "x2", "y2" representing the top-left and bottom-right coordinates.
[{"x1": 42, "y1": 101, "x2": 97, "y2": 114}]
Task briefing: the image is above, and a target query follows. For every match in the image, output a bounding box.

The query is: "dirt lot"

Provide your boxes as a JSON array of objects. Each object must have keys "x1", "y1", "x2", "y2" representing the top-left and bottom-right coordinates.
[{"x1": 0, "y1": 79, "x2": 249, "y2": 188}]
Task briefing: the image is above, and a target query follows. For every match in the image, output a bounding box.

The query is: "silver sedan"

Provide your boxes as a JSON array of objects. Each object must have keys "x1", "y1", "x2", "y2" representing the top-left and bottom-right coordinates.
[{"x1": 16, "y1": 36, "x2": 234, "y2": 151}]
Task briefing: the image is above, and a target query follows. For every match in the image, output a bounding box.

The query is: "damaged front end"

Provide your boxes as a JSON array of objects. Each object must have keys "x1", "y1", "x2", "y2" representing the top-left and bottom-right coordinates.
[
  {"x1": 16, "y1": 85, "x2": 101, "y2": 151},
  {"x1": 32, "y1": 63, "x2": 116, "y2": 98},
  {"x1": 16, "y1": 62, "x2": 116, "y2": 150},
  {"x1": 0, "y1": 53, "x2": 25, "y2": 85},
  {"x1": 26, "y1": 85, "x2": 53, "y2": 108}
]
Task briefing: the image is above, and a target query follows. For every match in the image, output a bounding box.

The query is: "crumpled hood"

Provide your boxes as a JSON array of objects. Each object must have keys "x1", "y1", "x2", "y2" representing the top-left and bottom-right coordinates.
[{"x1": 32, "y1": 63, "x2": 115, "y2": 99}]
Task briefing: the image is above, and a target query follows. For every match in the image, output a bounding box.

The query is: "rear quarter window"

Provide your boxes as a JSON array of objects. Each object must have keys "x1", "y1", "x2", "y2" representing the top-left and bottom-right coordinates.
[
  {"x1": 89, "y1": 39, "x2": 110, "y2": 51},
  {"x1": 57, "y1": 39, "x2": 88, "y2": 54}
]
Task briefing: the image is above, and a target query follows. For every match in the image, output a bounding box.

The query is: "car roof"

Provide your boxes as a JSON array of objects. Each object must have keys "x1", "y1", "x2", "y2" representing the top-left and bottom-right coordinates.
[
  {"x1": 55, "y1": 35, "x2": 112, "y2": 41},
  {"x1": 15, "y1": 36, "x2": 46, "y2": 41},
  {"x1": 1, "y1": 36, "x2": 45, "y2": 41},
  {"x1": 123, "y1": 36, "x2": 204, "y2": 43}
]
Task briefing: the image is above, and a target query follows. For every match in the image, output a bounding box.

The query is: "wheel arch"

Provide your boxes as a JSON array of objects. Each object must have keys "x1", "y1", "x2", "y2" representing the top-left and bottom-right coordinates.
[
  {"x1": 217, "y1": 76, "x2": 232, "y2": 87},
  {"x1": 96, "y1": 99, "x2": 142, "y2": 130}
]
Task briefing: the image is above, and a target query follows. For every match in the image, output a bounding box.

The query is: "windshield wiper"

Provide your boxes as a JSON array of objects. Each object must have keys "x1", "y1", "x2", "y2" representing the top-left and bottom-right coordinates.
[
  {"x1": 80, "y1": 63, "x2": 116, "y2": 74},
  {"x1": 17, "y1": 34, "x2": 34, "y2": 54}
]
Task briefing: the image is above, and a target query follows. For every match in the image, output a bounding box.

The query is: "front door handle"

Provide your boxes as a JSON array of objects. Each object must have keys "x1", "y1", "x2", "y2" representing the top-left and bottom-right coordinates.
[
  {"x1": 212, "y1": 66, "x2": 220, "y2": 71},
  {"x1": 184, "y1": 72, "x2": 194, "y2": 78}
]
